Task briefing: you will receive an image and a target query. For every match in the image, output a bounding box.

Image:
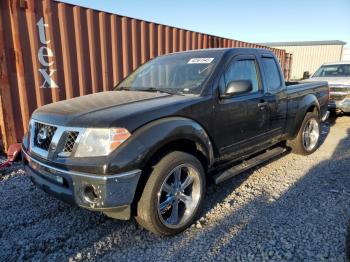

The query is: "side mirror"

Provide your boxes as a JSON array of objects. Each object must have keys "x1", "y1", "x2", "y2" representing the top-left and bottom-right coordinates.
[
  {"x1": 303, "y1": 71, "x2": 310, "y2": 79},
  {"x1": 221, "y1": 80, "x2": 252, "y2": 98}
]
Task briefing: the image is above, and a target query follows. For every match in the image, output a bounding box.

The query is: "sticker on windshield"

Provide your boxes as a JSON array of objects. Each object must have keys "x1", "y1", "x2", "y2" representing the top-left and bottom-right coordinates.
[{"x1": 188, "y1": 58, "x2": 214, "y2": 64}]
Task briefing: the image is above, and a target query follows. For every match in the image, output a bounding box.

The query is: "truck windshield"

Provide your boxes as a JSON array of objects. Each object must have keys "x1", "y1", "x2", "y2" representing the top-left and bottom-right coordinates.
[
  {"x1": 313, "y1": 64, "x2": 350, "y2": 77},
  {"x1": 114, "y1": 52, "x2": 221, "y2": 95}
]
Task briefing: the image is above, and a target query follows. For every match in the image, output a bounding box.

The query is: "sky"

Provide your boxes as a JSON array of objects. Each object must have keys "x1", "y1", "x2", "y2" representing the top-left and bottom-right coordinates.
[{"x1": 58, "y1": 0, "x2": 350, "y2": 47}]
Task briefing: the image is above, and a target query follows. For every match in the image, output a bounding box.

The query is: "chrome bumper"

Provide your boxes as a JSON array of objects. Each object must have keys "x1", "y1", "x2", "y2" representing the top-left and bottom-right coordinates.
[
  {"x1": 22, "y1": 149, "x2": 141, "y2": 220},
  {"x1": 329, "y1": 98, "x2": 350, "y2": 113}
]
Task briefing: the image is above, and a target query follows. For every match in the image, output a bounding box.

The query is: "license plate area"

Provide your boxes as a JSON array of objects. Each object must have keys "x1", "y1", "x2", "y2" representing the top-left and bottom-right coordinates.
[{"x1": 29, "y1": 160, "x2": 65, "y2": 186}]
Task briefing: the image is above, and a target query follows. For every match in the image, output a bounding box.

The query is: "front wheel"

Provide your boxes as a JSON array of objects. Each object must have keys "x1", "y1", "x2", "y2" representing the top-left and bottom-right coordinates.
[
  {"x1": 287, "y1": 111, "x2": 321, "y2": 155},
  {"x1": 136, "y1": 151, "x2": 206, "y2": 235}
]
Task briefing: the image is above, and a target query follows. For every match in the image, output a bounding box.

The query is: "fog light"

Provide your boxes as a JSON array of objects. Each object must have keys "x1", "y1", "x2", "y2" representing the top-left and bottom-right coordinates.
[{"x1": 82, "y1": 185, "x2": 99, "y2": 203}]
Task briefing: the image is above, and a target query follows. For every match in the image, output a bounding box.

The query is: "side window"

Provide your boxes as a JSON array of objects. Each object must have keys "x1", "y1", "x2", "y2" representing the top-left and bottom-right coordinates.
[
  {"x1": 224, "y1": 60, "x2": 259, "y2": 94},
  {"x1": 261, "y1": 57, "x2": 282, "y2": 91}
]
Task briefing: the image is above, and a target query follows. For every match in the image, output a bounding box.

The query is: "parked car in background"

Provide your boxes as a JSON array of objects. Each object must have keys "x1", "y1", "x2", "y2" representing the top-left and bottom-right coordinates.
[
  {"x1": 22, "y1": 48, "x2": 329, "y2": 235},
  {"x1": 309, "y1": 61, "x2": 350, "y2": 113}
]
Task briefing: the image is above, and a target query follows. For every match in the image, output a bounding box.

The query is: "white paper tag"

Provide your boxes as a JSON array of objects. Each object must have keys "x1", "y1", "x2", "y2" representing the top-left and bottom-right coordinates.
[{"x1": 188, "y1": 58, "x2": 214, "y2": 64}]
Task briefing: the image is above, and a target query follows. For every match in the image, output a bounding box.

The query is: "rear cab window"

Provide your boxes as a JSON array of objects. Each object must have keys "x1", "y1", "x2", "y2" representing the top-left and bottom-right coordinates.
[{"x1": 261, "y1": 56, "x2": 283, "y2": 92}]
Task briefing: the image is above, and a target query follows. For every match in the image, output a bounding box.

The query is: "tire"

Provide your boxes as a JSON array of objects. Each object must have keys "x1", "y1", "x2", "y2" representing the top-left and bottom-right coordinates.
[
  {"x1": 135, "y1": 151, "x2": 206, "y2": 236},
  {"x1": 287, "y1": 111, "x2": 321, "y2": 155},
  {"x1": 346, "y1": 220, "x2": 350, "y2": 261}
]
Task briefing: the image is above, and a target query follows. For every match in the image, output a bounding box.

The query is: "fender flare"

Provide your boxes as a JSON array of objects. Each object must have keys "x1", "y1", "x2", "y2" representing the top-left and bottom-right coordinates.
[
  {"x1": 289, "y1": 94, "x2": 320, "y2": 139},
  {"x1": 107, "y1": 117, "x2": 215, "y2": 173}
]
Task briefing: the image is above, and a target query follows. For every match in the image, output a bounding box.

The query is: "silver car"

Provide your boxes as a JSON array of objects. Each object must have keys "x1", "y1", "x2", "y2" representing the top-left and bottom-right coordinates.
[{"x1": 309, "y1": 61, "x2": 350, "y2": 113}]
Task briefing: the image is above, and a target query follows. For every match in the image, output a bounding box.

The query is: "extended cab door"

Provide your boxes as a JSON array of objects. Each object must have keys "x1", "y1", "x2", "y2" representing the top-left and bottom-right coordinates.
[
  {"x1": 214, "y1": 54, "x2": 270, "y2": 158},
  {"x1": 259, "y1": 54, "x2": 288, "y2": 138}
]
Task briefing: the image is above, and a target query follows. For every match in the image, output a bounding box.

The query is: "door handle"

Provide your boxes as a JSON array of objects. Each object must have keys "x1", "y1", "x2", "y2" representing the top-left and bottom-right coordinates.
[{"x1": 258, "y1": 101, "x2": 268, "y2": 107}]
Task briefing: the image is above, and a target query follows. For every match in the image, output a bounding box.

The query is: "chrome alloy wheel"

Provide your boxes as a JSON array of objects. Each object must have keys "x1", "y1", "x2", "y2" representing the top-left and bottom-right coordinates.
[
  {"x1": 157, "y1": 164, "x2": 202, "y2": 229},
  {"x1": 302, "y1": 118, "x2": 320, "y2": 151}
]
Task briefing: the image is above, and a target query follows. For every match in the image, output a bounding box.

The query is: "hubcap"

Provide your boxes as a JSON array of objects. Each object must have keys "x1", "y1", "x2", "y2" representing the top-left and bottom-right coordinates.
[
  {"x1": 302, "y1": 118, "x2": 319, "y2": 151},
  {"x1": 157, "y1": 164, "x2": 202, "y2": 229}
]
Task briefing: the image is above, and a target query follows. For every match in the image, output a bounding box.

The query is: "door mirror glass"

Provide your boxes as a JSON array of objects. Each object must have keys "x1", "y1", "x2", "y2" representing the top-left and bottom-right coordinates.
[
  {"x1": 222, "y1": 80, "x2": 252, "y2": 98},
  {"x1": 303, "y1": 71, "x2": 310, "y2": 79}
]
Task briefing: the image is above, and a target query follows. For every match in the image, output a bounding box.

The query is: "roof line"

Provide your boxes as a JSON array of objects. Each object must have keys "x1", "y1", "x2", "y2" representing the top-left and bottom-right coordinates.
[{"x1": 259, "y1": 40, "x2": 347, "y2": 47}]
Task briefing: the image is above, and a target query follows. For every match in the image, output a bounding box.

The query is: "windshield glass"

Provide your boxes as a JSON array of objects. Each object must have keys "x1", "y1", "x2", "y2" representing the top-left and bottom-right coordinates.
[
  {"x1": 114, "y1": 52, "x2": 222, "y2": 94},
  {"x1": 313, "y1": 64, "x2": 350, "y2": 77}
]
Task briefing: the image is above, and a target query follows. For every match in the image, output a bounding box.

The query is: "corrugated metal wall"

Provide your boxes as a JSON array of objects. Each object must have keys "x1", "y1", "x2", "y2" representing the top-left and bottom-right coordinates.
[
  {"x1": 342, "y1": 47, "x2": 350, "y2": 61},
  {"x1": 284, "y1": 53, "x2": 293, "y2": 81},
  {"x1": 273, "y1": 44, "x2": 344, "y2": 80},
  {"x1": 0, "y1": 0, "x2": 290, "y2": 151}
]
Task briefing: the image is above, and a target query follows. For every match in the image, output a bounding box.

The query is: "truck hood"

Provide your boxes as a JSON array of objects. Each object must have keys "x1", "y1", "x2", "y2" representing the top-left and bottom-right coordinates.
[
  {"x1": 308, "y1": 77, "x2": 350, "y2": 86},
  {"x1": 32, "y1": 90, "x2": 199, "y2": 130}
]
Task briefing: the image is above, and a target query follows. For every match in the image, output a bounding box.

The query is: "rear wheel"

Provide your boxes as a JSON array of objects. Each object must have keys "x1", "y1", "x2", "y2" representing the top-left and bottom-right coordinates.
[
  {"x1": 288, "y1": 111, "x2": 320, "y2": 155},
  {"x1": 136, "y1": 151, "x2": 206, "y2": 235}
]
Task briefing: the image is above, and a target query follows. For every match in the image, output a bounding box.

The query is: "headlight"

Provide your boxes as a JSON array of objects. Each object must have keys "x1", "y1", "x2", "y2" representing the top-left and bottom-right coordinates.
[{"x1": 74, "y1": 128, "x2": 131, "y2": 157}]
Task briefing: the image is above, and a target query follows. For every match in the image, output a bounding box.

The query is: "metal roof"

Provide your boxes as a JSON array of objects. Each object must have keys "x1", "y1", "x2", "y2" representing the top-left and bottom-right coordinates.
[
  {"x1": 322, "y1": 61, "x2": 350, "y2": 66},
  {"x1": 259, "y1": 40, "x2": 347, "y2": 47}
]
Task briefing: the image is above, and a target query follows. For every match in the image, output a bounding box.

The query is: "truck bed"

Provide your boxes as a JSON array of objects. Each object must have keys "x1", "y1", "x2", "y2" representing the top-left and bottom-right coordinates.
[{"x1": 284, "y1": 80, "x2": 329, "y2": 138}]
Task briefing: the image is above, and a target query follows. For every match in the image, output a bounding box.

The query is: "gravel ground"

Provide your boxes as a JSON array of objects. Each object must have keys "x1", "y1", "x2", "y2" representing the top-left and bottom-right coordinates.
[{"x1": 1, "y1": 115, "x2": 350, "y2": 262}]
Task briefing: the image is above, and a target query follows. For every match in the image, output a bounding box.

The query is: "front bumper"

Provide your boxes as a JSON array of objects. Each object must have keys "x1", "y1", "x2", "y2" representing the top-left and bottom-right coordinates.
[
  {"x1": 329, "y1": 98, "x2": 350, "y2": 113},
  {"x1": 22, "y1": 149, "x2": 141, "y2": 220}
]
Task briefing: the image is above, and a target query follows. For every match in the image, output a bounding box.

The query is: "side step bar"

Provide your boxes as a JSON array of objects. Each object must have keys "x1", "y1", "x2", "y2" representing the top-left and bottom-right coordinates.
[{"x1": 213, "y1": 147, "x2": 286, "y2": 184}]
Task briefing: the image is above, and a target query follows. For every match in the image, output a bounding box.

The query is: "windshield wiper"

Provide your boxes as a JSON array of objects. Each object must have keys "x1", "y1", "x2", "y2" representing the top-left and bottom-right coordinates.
[
  {"x1": 136, "y1": 87, "x2": 184, "y2": 96},
  {"x1": 115, "y1": 86, "x2": 130, "y2": 91}
]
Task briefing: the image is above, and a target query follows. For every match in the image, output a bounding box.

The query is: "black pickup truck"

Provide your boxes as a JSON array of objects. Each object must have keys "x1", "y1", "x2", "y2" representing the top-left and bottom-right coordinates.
[{"x1": 22, "y1": 48, "x2": 329, "y2": 235}]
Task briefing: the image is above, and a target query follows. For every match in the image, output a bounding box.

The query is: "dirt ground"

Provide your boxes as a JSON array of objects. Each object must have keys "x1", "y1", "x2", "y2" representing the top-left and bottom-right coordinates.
[{"x1": 1, "y1": 115, "x2": 350, "y2": 261}]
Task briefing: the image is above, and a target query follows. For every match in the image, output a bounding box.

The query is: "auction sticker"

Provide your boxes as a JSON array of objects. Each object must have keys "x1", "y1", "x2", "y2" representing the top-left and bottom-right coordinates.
[{"x1": 188, "y1": 58, "x2": 214, "y2": 64}]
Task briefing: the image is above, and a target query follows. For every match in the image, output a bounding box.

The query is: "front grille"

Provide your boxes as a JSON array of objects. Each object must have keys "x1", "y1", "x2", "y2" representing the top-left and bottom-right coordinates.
[
  {"x1": 33, "y1": 122, "x2": 57, "y2": 150},
  {"x1": 330, "y1": 94, "x2": 347, "y2": 101},
  {"x1": 62, "y1": 131, "x2": 79, "y2": 153},
  {"x1": 329, "y1": 86, "x2": 349, "y2": 102},
  {"x1": 330, "y1": 87, "x2": 347, "y2": 93}
]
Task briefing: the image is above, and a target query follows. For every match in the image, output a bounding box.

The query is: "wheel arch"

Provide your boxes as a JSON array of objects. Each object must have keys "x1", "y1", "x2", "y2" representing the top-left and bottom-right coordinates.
[
  {"x1": 287, "y1": 94, "x2": 320, "y2": 139},
  {"x1": 115, "y1": 117, "x2": 214, "y2": 212}
]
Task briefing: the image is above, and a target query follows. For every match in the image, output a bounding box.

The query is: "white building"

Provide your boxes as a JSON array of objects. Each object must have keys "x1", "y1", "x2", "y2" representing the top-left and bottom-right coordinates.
[
  {"x1": 260, "y1": 40, "x2": 346, "y2": 80},
  {"x1": 342, "y1": 47, "x2": 350, "y2": 61}
]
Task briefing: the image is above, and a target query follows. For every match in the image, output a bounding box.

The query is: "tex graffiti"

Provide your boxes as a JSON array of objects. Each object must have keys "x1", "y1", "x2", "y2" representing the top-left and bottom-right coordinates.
[{"x1": 36, "y1": 17, "x2": 58, "y2": 88}]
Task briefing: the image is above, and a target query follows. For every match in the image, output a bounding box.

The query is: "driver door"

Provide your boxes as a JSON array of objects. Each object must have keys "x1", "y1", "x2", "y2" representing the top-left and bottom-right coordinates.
[{"x1": 214, "y1": 55, "x2": 270, "y2": 159}]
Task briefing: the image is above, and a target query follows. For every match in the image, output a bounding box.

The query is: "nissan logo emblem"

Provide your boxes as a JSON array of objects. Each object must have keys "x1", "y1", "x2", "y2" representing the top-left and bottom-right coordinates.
[{"x1": 37, "y1": 127, "x2": 48, "y2": 145}]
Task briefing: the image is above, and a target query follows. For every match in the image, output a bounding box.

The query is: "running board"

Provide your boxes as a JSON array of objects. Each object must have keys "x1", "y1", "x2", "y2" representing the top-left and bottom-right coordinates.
[{"x1": 213, "y1": 147, "x2": 286, "y2": 184}]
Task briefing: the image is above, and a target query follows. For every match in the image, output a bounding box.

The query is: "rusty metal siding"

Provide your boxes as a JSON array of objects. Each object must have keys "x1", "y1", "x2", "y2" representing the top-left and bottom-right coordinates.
[
  {"x1": 0, "y1": 2, "x2": 16, "y2": 151},
  {"x1": 284, "y1": 53, "x2": 293, "y2": 81},
  {"x1": 0, "y1": 0, "x2": 290, "y2": 151}
]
